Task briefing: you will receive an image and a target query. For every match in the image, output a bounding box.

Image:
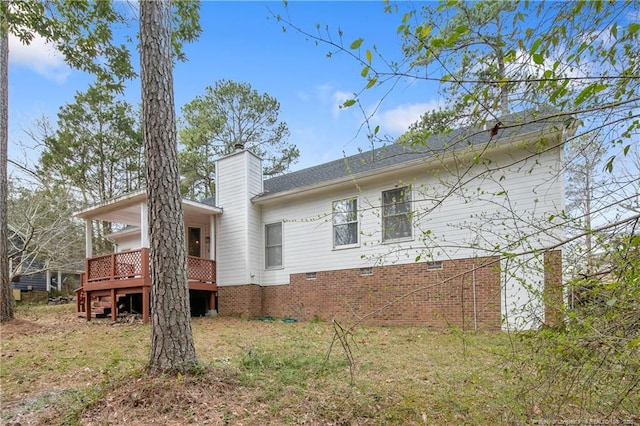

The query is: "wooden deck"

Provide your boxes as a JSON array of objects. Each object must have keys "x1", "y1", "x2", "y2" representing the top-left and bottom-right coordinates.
[{"x1": 76, "y1": 248, "x2": 217, "y2": 323}]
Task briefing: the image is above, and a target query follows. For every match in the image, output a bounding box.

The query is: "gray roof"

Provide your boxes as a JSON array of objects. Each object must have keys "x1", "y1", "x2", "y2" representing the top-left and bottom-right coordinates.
[{"x1": 263, "y1": 109, "x2": 568, "y2": 196}]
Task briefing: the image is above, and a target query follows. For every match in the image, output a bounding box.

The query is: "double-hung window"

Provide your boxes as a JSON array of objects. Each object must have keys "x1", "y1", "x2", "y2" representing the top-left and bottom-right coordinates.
[
  {"x1": 382, "y1": 187, "x2": 412, "y2": 241},
  {"x1": 265, "y1": 222, "x2": 282, "y2": 269},
  {"x1": 332, "y1": 198, "x2": 358, "y2": 248}
]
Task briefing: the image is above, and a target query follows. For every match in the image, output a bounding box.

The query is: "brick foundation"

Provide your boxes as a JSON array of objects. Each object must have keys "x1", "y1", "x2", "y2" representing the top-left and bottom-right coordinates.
[
  {"x1": 216, "y1": 283, "x2": 262, "y2": 318},
  {"x1": 218, "y1": 256, "x2": 502, "y2": 330}
]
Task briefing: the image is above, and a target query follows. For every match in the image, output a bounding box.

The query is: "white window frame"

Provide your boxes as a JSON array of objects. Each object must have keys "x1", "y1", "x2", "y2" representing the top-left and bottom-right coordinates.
[
  {"x1": 265, "y1": 222, "x2": 283, "y2": 269},
  {"x1": 332, "y1": 197, "x2": 359, "y2": 249},
  {"x1": 382, "y1": 186, "x2": 413, "y2": 242}
]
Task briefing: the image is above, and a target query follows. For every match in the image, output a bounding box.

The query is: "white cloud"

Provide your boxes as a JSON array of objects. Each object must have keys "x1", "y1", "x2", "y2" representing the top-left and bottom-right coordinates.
[
  {"x1": 314, "y1": 83, "x2": 355, "y2": 118},
  {"x1": 375, "y1": 100, "x2": 443, "y2": 135},
  {"x1": 9, "y1": 33, "x2": 71, "y2": 83},
  {"x1": 331, "y1": 90, "x2": 353, "y2": 118}
]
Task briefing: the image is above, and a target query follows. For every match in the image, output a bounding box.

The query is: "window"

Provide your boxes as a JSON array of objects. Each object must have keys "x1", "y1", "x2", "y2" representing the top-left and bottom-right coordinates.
[
  {"x1": 332, "y1": 198, "x2": 358, "y2": 248},
  {"x1": 265, "y1": 222, "x2": 282, "y2": 269},
  {"x1": 305, "y1": 272, "x2": 317, "y2": 280},
  {"x1": 382, "y1": 187, "x2": 412, "y2": 241}
]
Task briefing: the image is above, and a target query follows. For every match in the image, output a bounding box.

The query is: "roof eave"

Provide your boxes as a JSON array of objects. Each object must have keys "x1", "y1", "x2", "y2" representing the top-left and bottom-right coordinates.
[{"x1": 74, "y1": 190, "x2": 147, "y2": 219}]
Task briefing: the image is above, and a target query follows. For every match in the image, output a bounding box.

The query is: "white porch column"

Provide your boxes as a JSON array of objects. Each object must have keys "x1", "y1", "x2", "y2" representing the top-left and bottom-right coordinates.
[
  {"x1": 85, "y1": 219, "x2": 93, "y2": 258},
  {"x1": 209, "y1": 215, "x2": 216, "y2": 260},
  {"x1": 46, "y1": 269, "x2": 51, "y2": 291},
  {"x1": 140, "y1": 201, "x2": 149, "y2": 248},
  {"x1": 57, "y1": 270, "x2": 62, "y2": 291}
]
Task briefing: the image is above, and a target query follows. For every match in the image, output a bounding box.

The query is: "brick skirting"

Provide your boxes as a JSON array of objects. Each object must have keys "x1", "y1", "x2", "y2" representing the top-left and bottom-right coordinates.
[{"x1": 218, "y1": 256, "x2": 502, "y2": 330}]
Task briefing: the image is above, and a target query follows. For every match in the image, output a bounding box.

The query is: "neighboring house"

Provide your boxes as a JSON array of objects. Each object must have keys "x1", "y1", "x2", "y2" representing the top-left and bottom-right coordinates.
[
  {"x1": 76, "y1": 110, "x2": 572, "y2": 330},
  {"x1": 8, "y1": 226, "x2": 80, "y2": 294}
]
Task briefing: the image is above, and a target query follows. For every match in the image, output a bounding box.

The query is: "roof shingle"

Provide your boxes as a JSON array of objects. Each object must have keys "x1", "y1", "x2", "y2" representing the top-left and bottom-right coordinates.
[{"x1": 263, "y1": 109, "x2": 566, "y2": 195}]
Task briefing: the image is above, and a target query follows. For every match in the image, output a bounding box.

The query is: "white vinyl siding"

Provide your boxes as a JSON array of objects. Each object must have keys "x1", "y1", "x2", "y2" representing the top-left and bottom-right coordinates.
[
  {"x1": 332, "y1": 198, "x2": 358, "y2": 248},
  {"x1": 215, "y1": 150, "x2": 263, "y2": 285}
]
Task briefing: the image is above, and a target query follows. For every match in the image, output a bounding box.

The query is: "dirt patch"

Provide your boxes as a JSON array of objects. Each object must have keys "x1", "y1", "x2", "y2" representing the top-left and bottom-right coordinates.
[
  {"x1": 0, "y1": 318, "x2": 49, "y2": 339},
  {"x1": 79, "y1": 369, "x2": 257, "y2": 426}
]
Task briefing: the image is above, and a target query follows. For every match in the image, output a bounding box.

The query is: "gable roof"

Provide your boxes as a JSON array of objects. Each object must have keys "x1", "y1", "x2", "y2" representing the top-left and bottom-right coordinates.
[{"x1": 262, "y1": 109, "x2": 569, "y2": 197}]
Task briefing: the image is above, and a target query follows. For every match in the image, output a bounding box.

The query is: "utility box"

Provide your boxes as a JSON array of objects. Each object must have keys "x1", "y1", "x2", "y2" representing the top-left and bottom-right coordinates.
[{"x1": 13, "y1": 289, "x2": 21, "y2": 301}]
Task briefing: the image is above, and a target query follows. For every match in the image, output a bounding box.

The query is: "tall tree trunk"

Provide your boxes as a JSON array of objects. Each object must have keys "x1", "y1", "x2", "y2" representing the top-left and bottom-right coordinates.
[
  {"x1": 140, "y1": 0, "x2": 197, "y2": 373},
  {"x1": 584, "y1": 161, "x2": 593, "y2": 275},
  {"x1": 0, "y1": 22, "x2": 13, "y2": 323}
]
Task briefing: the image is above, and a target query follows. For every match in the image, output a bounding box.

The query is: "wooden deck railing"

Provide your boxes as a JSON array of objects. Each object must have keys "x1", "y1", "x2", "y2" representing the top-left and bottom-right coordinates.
[
  {"x1": 83, "y1": 248, "x2": 216, "y2": 287},
  {"x1": 86, "y1": 248, "x2": 148, "y2": 283}
]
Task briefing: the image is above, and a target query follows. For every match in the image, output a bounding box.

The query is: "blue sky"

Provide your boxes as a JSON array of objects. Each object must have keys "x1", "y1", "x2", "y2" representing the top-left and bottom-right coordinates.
[{"x1": 8, "y1": 1, "x2": 440, "y2": 173}]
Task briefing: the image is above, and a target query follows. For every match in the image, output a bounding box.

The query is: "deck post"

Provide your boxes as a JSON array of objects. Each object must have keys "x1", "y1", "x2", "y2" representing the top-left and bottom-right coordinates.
[
  {"x1": 110, "y1": 288, "x2": 117, "y2": 321},
  {"x1": 76, "y1": 285, "x2": 83, "y2": 315},
  {"x1": 85, "y1": 290, "x2": 91, "y2": 321},
  {"x1": 209, "y1": 291, "x2": 216, "y2": 312}
]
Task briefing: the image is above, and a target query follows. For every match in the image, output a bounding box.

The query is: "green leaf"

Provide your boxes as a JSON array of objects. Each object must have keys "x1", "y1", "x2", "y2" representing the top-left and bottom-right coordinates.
[
  {"x1": 455, "y1": 25, "x2": 468, "y2": 34},
  {"x1": 421, "y1": 26, "x2": 432, "y2": 38},
  {"x1": 431, "y1": 38, "x2": 445, "y2": 49},
  {"x1": 415, "y1": 255, "x2": 421, "y2": 262},
  {"x1": 350, "y1": 38, "x2": 363, "y2": 49},
  {"x1": 446, "y1": 31, "x2": 461, "y2": 46},
  {"x1": 366, "y1": 77, "x2": 377, "y2": 89},
  {"x1": 361, "y1": 66, "x2": 370, "y2": 77},
  {"x1": 342, "y1": 99, "x2": 356, "y2": 107},
  {"x1": 530, "y1": 38, "x2": 541, "y2": 54},
  {"x1": 628, "y1": 23, "x2": 640, "y2": 35},
  {"x1": 574, "y1": 83, "x2": 608, "y2": 106},
  {"x1": 532, "y1": 53, "x2": 544, "y2": 65},
  {"x1": 604, "y1": 155, "x2": 615, "y2": 173},
  {"x1": 366, "y1": 49, "x2": 372, "y2": 63}
]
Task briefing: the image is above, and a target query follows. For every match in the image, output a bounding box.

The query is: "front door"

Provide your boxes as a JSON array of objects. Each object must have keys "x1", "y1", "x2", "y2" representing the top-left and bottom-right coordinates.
[{"x1": 187, "y1": 226, "x2": 202, "y2": 257}]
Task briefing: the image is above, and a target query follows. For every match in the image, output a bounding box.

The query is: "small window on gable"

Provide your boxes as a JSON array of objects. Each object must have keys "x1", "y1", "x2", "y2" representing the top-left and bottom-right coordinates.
[
  {"x1": 265, "y1": 222, "x2": 282, "y2": 269},
  {"x1": 382, "y1": 186, "x2": 412, "y2": 241},
  {"x1": 332, "y1": 197, "x2": 358, "y2": 248}
]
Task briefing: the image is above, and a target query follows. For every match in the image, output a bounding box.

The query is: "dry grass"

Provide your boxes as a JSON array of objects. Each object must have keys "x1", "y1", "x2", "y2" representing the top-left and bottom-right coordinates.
[{"x1": 1, "y1": 304, "x2": 635, "y2": 425}]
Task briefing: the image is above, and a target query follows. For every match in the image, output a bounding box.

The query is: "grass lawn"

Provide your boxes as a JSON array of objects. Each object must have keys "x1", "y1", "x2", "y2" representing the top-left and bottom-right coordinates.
[{"x1": 0, "y1": 303, "x2": 636, "y2": 425}]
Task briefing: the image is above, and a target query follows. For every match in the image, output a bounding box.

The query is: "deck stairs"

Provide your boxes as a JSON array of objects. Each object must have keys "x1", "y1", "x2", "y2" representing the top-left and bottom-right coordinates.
[{"x1": 77, "y1": 294, "x2": 125, "y2": 318}]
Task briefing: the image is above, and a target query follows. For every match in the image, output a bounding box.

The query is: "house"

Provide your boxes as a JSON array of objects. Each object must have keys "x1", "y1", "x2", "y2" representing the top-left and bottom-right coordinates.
[
  {"x1": 8, "y1": 225, "x2": 80, "y2": 297},
  {"x1": 76, "y1": 110, "x2": 572, "y2": 330}
]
